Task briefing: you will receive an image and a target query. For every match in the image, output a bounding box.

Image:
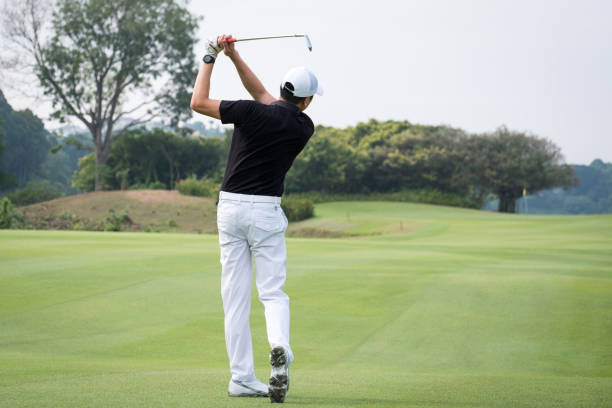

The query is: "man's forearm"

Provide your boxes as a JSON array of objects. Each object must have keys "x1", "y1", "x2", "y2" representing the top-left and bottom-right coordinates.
[{"x1": 229, "y1": 53, "x2": 275, "y2": 104}]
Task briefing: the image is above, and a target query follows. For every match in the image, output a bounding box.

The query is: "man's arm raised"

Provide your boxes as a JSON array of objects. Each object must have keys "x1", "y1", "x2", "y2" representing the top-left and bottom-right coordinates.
[
  {"x1": 191, "y1": 36, "x2": 228, "y2": 118},
  {"x1": 219, "y1": 35, "x2": 276, "y2": 105},
  {"x1": 190, "y1": 60, "x2": 221, "y2": 119}
]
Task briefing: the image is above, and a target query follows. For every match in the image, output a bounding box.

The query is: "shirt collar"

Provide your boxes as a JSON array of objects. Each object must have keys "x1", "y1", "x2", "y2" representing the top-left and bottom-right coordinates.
[{"x1": 272, "y1": 100, "x2": 300, "y2": 113}]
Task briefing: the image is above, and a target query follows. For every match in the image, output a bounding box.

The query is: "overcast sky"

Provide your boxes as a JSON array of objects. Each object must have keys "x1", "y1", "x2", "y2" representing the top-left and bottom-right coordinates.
[
  {"x1": 192, "y1": 0, "x2": 612, "y2": 164},
  {"x1": 3, "y1": 0, "x2": 611, "y2": 164}
]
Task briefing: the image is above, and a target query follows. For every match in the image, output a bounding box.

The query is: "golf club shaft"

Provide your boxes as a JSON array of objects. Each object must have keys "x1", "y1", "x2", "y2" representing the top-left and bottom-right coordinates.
[{"x1": 227, "y1": 35, "x2": 304, "y2": 43}]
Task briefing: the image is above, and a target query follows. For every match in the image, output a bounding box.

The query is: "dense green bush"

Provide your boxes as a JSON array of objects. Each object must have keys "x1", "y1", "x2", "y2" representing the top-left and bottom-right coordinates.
[
  {"x1": 7, "y1": 180, "x2": 62, "y2": 206},
  {"x1": 0, "y1": 197, "x2": 19, "y2": 228},
  {"x1": 104, "y1": 209, "x2": 133, "y2": 232},
  {"x1": 177, "y1": 178, "x2": 220, "y2": 198},
  {"x1": 281, "y1": 197, "x2": 314, "y2": 221}
]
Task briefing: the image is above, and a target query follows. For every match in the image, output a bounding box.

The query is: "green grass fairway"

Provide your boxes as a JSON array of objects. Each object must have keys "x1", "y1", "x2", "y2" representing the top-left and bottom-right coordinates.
[{"x1": 1, "y1": 202, "x2": 611, "y2": 407}]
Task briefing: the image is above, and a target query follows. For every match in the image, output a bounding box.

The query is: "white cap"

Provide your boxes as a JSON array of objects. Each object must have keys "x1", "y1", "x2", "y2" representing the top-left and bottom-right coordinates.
[{"x1": 281, "y1": 67, "x2": 323, "y2": 97}]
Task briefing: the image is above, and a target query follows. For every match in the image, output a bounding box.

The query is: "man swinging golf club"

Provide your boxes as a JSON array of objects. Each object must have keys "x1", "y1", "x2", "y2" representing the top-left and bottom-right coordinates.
[{"x1": 190, "y1": 34, "x2": 322, "y2": 403}]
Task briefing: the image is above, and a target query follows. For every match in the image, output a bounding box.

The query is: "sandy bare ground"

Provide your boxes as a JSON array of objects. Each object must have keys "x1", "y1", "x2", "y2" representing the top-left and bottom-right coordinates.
[
  {"x1": 19, "y1": 190, "x2": 218, "y2": 233},
  {"x1": 23, "y1": 190, "x2": 210, "y2": 210},
  {"x1": 122, "y1": 190, "x2": 211, "y2": 204}
]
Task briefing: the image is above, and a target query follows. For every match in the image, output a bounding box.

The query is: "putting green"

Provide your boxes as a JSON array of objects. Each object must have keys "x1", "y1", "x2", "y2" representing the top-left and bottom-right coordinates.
[{"x1": 1, "y1": 202, "x2": 611, "y2": 407}]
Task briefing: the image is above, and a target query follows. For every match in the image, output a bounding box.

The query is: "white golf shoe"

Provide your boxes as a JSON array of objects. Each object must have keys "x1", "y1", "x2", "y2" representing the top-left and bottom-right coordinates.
[
  {"x1": 269, "y1": 346, "x2": 290, "y2": 403},
  {"x1": 228, "y1": 377, "x2": 269, "y2": 397}
]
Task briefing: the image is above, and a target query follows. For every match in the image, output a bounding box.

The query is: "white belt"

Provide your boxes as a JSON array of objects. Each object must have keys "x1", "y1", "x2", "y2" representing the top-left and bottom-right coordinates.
[{"x1": 219, "y1": 191, "x2": 281, "y2": 204}]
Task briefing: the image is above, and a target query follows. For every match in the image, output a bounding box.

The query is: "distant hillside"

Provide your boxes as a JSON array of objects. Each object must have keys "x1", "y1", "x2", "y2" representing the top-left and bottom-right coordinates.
[
  {"x1": 485, "y1": 159, "x2": 612, "y2": 214},
  {"x1": 19, "y1": 190, "x2": 218, "y2": 233}
]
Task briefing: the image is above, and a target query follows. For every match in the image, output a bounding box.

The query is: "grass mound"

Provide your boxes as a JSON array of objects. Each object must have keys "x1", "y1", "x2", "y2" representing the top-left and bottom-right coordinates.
[{"x1": 18, "y1": 190, "x2": 217, "y2": 233}]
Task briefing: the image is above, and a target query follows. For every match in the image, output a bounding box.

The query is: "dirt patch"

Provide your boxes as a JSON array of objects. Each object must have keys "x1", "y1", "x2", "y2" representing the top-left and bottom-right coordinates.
[
  {"x1": 19, "y1": 190, "x2": 218, "y2": 234},
  {"x1": 123, "y1": 190, "x2": 213, "y2": 205}
]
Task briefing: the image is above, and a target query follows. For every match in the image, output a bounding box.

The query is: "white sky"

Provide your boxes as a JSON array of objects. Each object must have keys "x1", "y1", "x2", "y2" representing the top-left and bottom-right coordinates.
[
  {"x1": 194, "y1": 0, "x2": 612, "y2": 164},
  {"x1": 3, "y1": 0, "x2": 611, "y2": 164}
]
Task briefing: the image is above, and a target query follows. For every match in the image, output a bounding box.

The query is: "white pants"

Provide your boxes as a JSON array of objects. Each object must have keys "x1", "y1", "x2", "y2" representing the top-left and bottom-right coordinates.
[{"x1": 217, "y1": 191, "x2": 293, "y2": 381}]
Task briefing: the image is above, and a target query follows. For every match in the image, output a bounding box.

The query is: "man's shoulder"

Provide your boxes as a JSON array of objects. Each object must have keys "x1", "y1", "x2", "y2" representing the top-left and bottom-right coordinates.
[
  {"x1": 300, "y1": 112, "x2": 315, "y2": 134},
  {"x1": 220, "y1": 99, "x2": 265, "y2": 109},
  {"x1": 219, "y1": 100, "x2": 267, "y2": 125}
]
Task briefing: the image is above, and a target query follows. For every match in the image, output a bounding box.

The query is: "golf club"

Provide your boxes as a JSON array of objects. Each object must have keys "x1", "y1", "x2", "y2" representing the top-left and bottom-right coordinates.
[{"x1": 227, "y1": 34, "x2": 312, "y2": 51}]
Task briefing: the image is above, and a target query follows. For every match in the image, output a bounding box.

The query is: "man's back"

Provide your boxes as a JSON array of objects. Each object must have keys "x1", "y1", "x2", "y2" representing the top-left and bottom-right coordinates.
[{"x1": 220, "y1": 99, "x2": 314, "y2": 197}]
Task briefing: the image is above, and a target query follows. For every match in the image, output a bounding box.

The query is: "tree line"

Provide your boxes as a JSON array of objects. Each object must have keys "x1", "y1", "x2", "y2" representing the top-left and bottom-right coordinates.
[
  {"x1": 60, "y1": 119, "x2": 574, "y2": 213},
  {"x1": 0, "y1": 85, "x2": 598, "y2": 214},
  {"x1": 286, "y1": 120, "x2": 576, "y2": 212}
]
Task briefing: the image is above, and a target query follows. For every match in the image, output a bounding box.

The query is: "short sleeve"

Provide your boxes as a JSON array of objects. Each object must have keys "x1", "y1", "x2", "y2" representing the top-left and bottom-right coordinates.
[{"x1": 219, "y1": 100, "x2": 258, "y2": 125}]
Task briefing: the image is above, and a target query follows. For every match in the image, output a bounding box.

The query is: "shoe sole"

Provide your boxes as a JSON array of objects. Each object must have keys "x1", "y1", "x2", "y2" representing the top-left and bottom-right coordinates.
[
  {"x1": 228, "y1": 392, "x2": 268, "y2": 398},
  {"x1": 269, "y1": 347, "x2": 289, "y2": 403}
]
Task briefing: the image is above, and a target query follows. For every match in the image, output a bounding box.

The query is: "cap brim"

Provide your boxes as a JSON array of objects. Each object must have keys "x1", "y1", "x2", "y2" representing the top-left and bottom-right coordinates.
[{"x1": 315, "y1": 84, "x2": 324, "y2": 96}]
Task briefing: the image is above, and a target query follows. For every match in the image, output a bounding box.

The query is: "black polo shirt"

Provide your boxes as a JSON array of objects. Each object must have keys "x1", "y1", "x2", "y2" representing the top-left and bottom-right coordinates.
[{"x1": 219, "y1": 100, "x2": 314, "y2": 197}]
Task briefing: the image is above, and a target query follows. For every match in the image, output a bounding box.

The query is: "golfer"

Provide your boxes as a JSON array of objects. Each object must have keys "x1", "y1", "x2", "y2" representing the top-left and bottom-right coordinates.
[{"x1": 190, "y1": 34, "x2": 322, "y2": 403}]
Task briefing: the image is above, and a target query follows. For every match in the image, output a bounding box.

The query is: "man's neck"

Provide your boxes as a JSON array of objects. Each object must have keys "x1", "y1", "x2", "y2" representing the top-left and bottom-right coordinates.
[
  {"x1": 274, "y1": 99, "x2": 301, "y2": 112},
  {"x1": 278, "y1": 97, "x2": 303, "y2": 111}
]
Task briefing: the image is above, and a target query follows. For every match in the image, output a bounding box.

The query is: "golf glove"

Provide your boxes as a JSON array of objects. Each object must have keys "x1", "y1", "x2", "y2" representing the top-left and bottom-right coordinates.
[{"x1": 204, "y1": 38, "x2": 223, "y2": 58}]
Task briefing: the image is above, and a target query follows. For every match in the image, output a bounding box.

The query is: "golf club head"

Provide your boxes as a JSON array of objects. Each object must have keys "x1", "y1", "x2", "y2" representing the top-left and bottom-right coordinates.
[{"x1": 304, "y1": 34, "x2": 312, "y2": 51}]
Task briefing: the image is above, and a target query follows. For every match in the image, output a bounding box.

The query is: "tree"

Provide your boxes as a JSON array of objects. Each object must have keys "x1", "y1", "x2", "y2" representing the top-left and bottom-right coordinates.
[
  {"x1": 72, "y1": 128, "x2": 228, "y2": 191},
  {"x1": 0, "y1": 90, "x2": 50, "y2": 188},
  {"x1": 466, "y1": 127, "x2": 576, "y2": 213},
  {"x1": 285, "y1": 126, "x2": 361, "y2": 194},
  {"x1": 7, "y1": 180, "x2": 61, "y2": 205},
  {"x1": 2, "y1": 0, "x2": 199, "y2": 191},
  {"x1": 0, "y1": 127, "x2": 16, "y2": 190},
  {"x1": 522, "y1": 160, "x2": 612, "y2": 214},
  {"x1": 72, "y1": 153, "x2": 98, "y2": 192}
]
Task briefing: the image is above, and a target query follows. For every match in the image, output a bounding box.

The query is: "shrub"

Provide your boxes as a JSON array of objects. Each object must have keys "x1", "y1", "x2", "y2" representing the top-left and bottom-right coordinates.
[
  {"x1": 148, "y1": 181, "x2": 167, "y2": 190},
  {"x1": 129, "y1": 181, "x2": 167, "y2": 190},
  {"x1": 104, "y1": 209, "x2": 133, "y2": 232},
  {"x1": 177, "y1": 178, "x2": 220, "y2": 198},
  {"x1": 7, "y1": 180, "x2": 61, "y2": 206},
  {"x1": 0, "y1": 197, "x2": 18, "y2": 228},
  {"x1": 18, "y1": 210, "x2": 100, "y2": 231},
  {"x1": 281, "y1": 197, "x2": 314, "y2": 221}
]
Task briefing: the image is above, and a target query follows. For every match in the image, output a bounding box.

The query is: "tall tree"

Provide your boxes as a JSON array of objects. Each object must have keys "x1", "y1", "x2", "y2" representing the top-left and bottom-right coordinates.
[
  {"x1": 2, "y1": 0, "x2": 199, "y2": 190},
  {"x1": 465, "y1": 127, "x2": 576, "y2": 213}
]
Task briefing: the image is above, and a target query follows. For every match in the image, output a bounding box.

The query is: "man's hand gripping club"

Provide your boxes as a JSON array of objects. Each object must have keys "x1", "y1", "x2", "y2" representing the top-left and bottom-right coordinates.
[{"x1": 190, "y1": 35, "x2": 276, "y2": 119}]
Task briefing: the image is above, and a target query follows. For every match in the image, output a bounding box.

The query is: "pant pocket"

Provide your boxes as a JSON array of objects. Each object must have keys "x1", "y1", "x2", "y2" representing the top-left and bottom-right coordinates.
[
  {"x1": 217, "y1": 200, "x2": 240, "y2": 232},
  {"x1": 253, "y1": 209, "x2": 284, "y2": 232}
]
